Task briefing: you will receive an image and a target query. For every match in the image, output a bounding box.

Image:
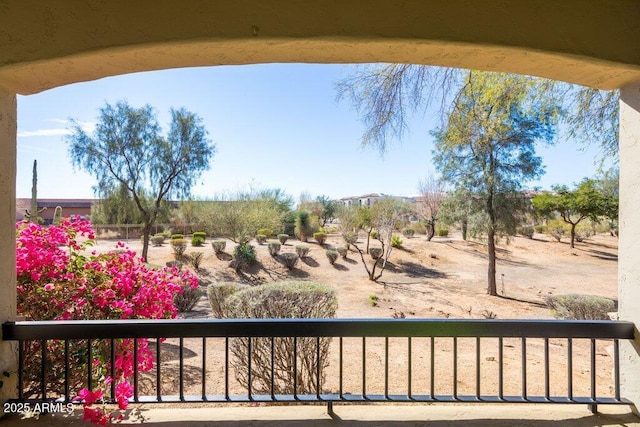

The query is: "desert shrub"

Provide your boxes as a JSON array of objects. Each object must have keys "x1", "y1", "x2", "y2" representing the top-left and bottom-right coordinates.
[
  {"x1": 268, "y1": 240, "x2": 281, "y2": 257},
  {"x1": 369, "y1": 294, "x2": 379, "y2": 307},
  {"x1": 313, "y1": 231, "x2": 328, "y2": 245},
  {"x1": 278, "y1": 233, "x2": 289, "y2": 244},
  {"x1": 151, "y1": 235, "x2": 165, "y2": 246},
  {"x1": 280, "y1": 252, "x2": 299, "y2": 271},
  {"x1": 517, "y1": 225, "x2": 535, "y2": 239},
  {"x1": 171, "y1": 233, "x2": 184, "y2": 240},
  {"x1": 391, "y1": 234, "x2": 403, "y2": 248},
  {"x1": 174, "y1": 281, "x2": 203, "y2": 312},
  {"x1": 547, "y1": 219, "x2": 568, "y2": 242},
  {"x1": 207, "y1": 282, "x2": 244, "y2": 318},
  {"x1": 256, "y1": 234, "x2": 267, "y2": 244},
  {"x1": 336, "y1": 246, "x2": 348, "y2": 258},
  {"x1": 575, "y1": 224, "x2": 595, "y2": 242},
  {"x1": 410, "y1": 222, "x2": 427, "y2": 235},
  {"x1": 534, "y1": 224, "x2": 546, "y2": 234},
  {"x1": 544, "y1": 294, "x2": 615, "y2": 320},
  {"x1": 401, "y1": 228, "x2": 415, "y2": 238},
  {"x1": 369, "y1": 247, "x2": 383, "y2": 259},
  {"x1": 295, "y1": 244, "x2": 310, "y2": 258},
  {"x1": 343, "y1": 231, "x2": 358, "y2": 247},
  {"x1": 295, "y1": 210, "x2": 312, "y2": 242},
  {"x1": 193, "y1": 231, "x2": 206, "y2": 240},
  {"x1": 211, "y1": 239, "x2": 226, "y2": 254},
  {"x1": 436, "y1": 228, "x2": 449, "y2": 237},
  {"x1": 223, "y1": 281, "x2": 338, "y2": 394},
  {"x1": 325, "y1": 226, "x2": 339, "y2": 233},
  {"x1": 171, "y1": 238, "x2": 188, "y2": 258},
  {"x1": 326, "y1": 249, "x2": 339, "y2": 265},
  {"x1": 232, "y1": 242, "x2": 256, "y2": 271},
  {"x1": 189, "y1": 251, "x2": 204, "y2": 270},
  {"x1": 370, "y1": 230, "x2": 379, "y2": 240},
  {"x1": 191, "y1": 236, "x2": 205, "y2": 246},
  {"x1": 257, "y1": 228, "x2": 273, "y2": 238},
  {"x1": 166, "y1": 260, "x2": 183, "y2": 270}
]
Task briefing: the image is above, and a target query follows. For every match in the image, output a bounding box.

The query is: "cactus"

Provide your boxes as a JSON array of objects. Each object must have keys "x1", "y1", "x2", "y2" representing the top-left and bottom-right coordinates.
[
  {"x1": 24, "y1": 160, "x2": 46, "y2": 223},
  {"x1": 53, "y1": 206, "x2": 63, "y2": 226}
]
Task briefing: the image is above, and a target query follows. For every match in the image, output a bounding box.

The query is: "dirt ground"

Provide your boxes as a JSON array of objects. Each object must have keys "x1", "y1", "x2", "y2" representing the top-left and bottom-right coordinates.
[{"x1": 92, "y1": 230, "x2": 619, "y2": 401}]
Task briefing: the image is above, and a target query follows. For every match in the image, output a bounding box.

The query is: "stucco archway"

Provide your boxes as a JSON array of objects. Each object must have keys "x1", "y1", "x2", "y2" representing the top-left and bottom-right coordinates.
[{"x1": 1, "y1": 0, "x2": 639, "y2": 409}]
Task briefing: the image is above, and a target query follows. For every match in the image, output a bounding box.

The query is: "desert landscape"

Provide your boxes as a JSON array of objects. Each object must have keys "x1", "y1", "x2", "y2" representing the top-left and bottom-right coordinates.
[{"x1": 89, "y1": 229, "x2": 619, "y2": 402}]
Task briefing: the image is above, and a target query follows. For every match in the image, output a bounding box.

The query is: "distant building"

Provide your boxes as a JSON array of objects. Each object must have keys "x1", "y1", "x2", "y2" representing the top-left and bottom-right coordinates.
[
  {"x1": 338, "y1": 193, "x2": 417, "y2": 208},
  {"x1": 16, "y1": 198, "x2": 97, "y2": 223}
]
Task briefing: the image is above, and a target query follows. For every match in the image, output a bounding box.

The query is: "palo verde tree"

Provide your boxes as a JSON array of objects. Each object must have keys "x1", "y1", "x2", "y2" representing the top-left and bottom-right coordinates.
[
  {"x1": 532, "y1": 179, "x2": 608, "y2": 248},
  {"x1": 68, "y1": 101, "x2": 215, "y2": 261},
  {"x1": 432, "y1": 72, "x2": 557, "y2": 296},
  {"x1": 417, "y1": 175, "x2": 446, "y2": 241}
]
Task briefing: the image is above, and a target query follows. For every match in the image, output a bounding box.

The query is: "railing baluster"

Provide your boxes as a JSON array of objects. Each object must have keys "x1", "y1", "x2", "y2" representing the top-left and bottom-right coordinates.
[
  {"x1": 18, "y1": 341, "x2": 24, "y2": 401},
  {"x1": 65, "y1": 340, "x2": 70, "y2": 402},
  {"x1": 179, "y1": 337, "x2": 185, "y2": 401},
  {"x1": 247, "y1": 337, "x2": 252, "y2": 401},
  {"x1": 156, "y1": 338, "x2": 162, "y2": 401},
  {"x1": 384, "y1": 336, "x2": 389, "y2": 399},
  {"x1": 498, "y1": 337, "x2": 503, "y2": 400},
  {"x1": 225, "y1": 337, "x2": 229, "y2": 400},
  {"x1": 521, "y1": 337, "x2": 527, "y2": 400},
  {"x1": 339, "y1": 337, "x2": 343, "y2": 399},
  {"x1": 110, "y1": 339, "x2": 115, "y2": 402},
  {"x1": 293, "y1": 337, "x2": 298, "y2": 400},
  {"x1": 41, "y1": 339, "x2": 47, "y2": 400},
  {"x1": 453, "y1": 337, "x2": 458, "y2": 400},
  {"x1": 430, "y1": 336, "x2": 435, "y2": 399},
  {"x1": 568, "y1": 338, "x2": 573, "y2": 401},
  {"x1": 362, "y1": 337, "x2": 366, "y2": 399},
  {"x1": 590, "y1": 338, "x2": 596, "y2": 402},
  {"x1": 614, "y1": 339, "x2": 620, "y2": 401},
  {"x1": 270, "y1": 337, "x2": 275, "y2": 400},
  {"x1": 544, "y1": 338, "x2": 550, "y2": 401},
  {"x1": 133, "y1": 338, "x2": 138, "y2": 402},
  {"x1": 86, "y1": 339, "x2": 92, "y2": 393},
  {"x1": 202, "y1": 337, "x2": 207, "y2": 401},
  {"x1": 476, "y1": 337, "x2": 481, "y2": 400},
  {"x1": 316, "y1": 336, "x2": 321, "y2": 400},
  {"x1": 407, "y1": 337, "x2": 412, "y2": 399}
]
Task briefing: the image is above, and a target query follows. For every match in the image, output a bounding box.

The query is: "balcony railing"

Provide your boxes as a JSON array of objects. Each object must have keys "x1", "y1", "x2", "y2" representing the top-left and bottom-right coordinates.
[{"x1": 1, "y1": 318, "x2": 635, "y2": 414}]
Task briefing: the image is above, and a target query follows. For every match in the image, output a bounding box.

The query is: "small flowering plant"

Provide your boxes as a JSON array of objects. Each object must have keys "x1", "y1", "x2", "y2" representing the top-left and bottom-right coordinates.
[{"x1": 16, "y1": 218, "x2": 198, "y2": 424}]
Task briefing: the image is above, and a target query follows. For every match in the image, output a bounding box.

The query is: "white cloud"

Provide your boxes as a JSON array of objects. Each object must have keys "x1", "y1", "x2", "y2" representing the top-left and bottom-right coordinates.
[{"x1": 17, "y1": 120, "x2": 96, "y2": 138}]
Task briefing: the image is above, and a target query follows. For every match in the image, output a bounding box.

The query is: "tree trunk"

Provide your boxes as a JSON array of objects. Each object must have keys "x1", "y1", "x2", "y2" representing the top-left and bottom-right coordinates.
[
  {"x1": 570, "y1": 223, "x2": 576, "y2": 248},
  {"x1": 141, "y1": 222, "x2": 152, "y2": 262},
  {"x1": 486, "y1": 189, "x2": 497, "y2": 296},
  {"x1": 365, "y1": 226, "x2": 373, "y2": 253},
  {"x1": 461, "y1": 219, "x2": 468, "y2": 241},
  {"x1": 426, "y1": 221, "x2": 435, "y2": 241}
]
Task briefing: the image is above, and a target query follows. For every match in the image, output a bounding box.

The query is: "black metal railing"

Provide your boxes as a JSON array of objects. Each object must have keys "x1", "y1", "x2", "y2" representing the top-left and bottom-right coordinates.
[{"x1": 1, "y1": 319, "x2": 635, "y2": 413}]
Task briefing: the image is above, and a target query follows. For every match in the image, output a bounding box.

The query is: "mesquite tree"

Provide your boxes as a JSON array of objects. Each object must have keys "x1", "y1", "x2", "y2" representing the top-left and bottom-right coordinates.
[{"x1": 68, "y1": 101, "x2": 215, "y2": 261}]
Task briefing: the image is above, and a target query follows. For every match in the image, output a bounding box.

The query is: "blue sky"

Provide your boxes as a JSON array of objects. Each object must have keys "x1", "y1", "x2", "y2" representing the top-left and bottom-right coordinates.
[{"x1": 17, "y1": 64, "x2": 604, "y2": 201}]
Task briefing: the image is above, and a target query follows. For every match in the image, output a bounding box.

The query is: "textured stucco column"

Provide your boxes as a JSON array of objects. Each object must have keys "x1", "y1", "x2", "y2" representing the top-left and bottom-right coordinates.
[
  {"x1": 0, "y1": 86, "x2": 17, "y2": 405},
  {"x1": 619, "y1": 81, "x2": 640, "y2": 414}
]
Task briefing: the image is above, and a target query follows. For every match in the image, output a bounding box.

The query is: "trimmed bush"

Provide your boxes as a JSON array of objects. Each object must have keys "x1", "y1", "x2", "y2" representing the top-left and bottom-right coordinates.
[
  {"x1": 313, "y1": 231, "x2": 328, "y2": 245},
  {"x1": 336, "y1": 246, "x2": 348, "y2": 258},
  {"x1": 151, "y1": 235, "x2": 165, "y2": 246},
  {"x1": 165, "y1": 260, "x2": 183, "y2": 270},
  {"x1": 410, "y1": 222, "x2": 427, "y2": 235},
  {"x1": 343, "y1": 232, "x2": 358, "y2": 248},
  {"x1": 575, "y1": 224, "x2": 595, "y2": 242},
  {"x1": 517, "y1": 225, "x2": 535, "y2": 239},
  {"x1": 211, "y1": 239, "x2": 226, "y2": 254},
  {"x1": 170, "y1": 238, "x2": 188, "y2": 258},
  {"x1": 207, "y1": 282, "x2": 245, "y2": 318},
  {"x1": 401, "y1": 228, "x2": 415, "y2": 238},
  {"x1": 193, "y1": 231, "x2": 206, "y2": 240},
  {"x1": 223, "y1": 281, "x2": 338, "y2": 395},
  {"x1": 268, "y1": 240, "x2": 281, "y2": 257},
  {"x1": 173, "y1": 281, "x2": 203, "y2": 313},
  {"x1": 326, "y1": 249, "x2": 339, "y2": 265},
  {"x1": 232, "y1": 242, "x2": 256, "y2": 271},
  {"x1": 370, "y1": 230, "x2": 379, "y2": 240},
  {"x1": 280, "y1": 252, "x2": 299, "y2": 271},
  {"x1": 547, "y1": 219, "x2": 567, "y2": 242},
  {"x1": 436, "y1": 228, "x2": 449, "y2": 237},
  {"x1": 171, "y1": 234, "x2": 184, "y2": 240},
  {"x1": 534, "y1": 224, "x2": 546, "y2": 234},
  {"x1": 256, "y1": 234, "x2": 267, "y2": 244},
  {"x1": 544, "y1": 294, "x2": 615, "y2": 320},
  {"x1": 257, "y1": 228, "x2": 273, "y2": 238},
  {"x1": 391, "y1": 234, "x2": 403, "y2": 248},
  {"x1": 189, "y1": 251, "x2": 204, "y2": 270},
  {"x1": 369, "y1": 247, "x2": 383, "y2": 259},
  {"x1": 278, "y1": 234, "x2": 289, "y2": 245},
  {"x1": 295, "y1": 244, "x2": 310, "y2": 258},
  {"x1": 191, "y1": 236, "x2": 205, "y2": 246}
]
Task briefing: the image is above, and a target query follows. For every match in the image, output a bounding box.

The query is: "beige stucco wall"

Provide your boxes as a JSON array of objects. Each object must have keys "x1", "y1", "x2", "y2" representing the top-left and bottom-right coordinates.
[
  {"x1": 0, "y1": 0, "x2": 639, "y2": 94},
  {"x1": 0, "y1": 86, "x2": 17, "y2": 403},
  {"x1": 619, "y1": 82, "x2": 640, "y2": 410}
]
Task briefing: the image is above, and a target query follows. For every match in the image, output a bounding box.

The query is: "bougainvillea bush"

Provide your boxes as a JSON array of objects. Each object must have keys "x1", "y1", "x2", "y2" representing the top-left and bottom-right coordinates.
[{"x1": 16, "y1": 218, "x2": 198, "y2": 424}]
